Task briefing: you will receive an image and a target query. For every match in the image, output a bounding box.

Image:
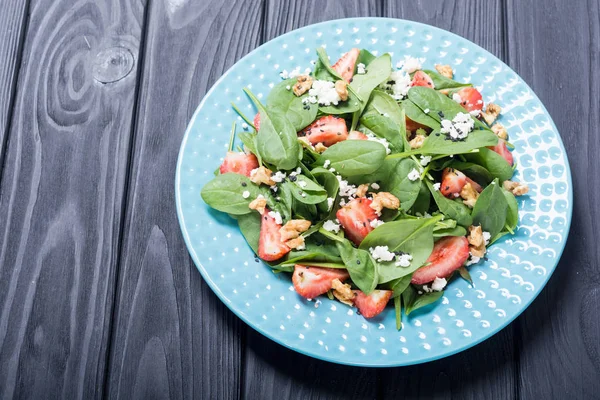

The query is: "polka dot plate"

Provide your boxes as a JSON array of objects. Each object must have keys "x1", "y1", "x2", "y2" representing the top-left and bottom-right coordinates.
[{"x1": 175, "y1": 18, "x2": 572, "y2": 366}]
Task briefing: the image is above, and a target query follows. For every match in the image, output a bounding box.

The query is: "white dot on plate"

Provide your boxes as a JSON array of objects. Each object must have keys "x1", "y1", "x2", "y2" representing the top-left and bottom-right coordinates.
[
  {"x1": 280, "y1": 325, "x2": 285, "y2": 330},
  {"x1": 298, "y1": 334, "x2": 304, "y2": 339},
  {"x1": 360, "y1": 335, "x2": 367, "y2": 342},
  {"x1": 437, "y1": 327, "x2": 446, "y2": 335},
  {"x1": 266, "y1": 285, "x2": 271, "y2": 290},
  {"x1": 279, "y1": 296, "x2": 285, "y2": 301},
  {"x1": 362, "y1": 324, "x2": 368, "y2": 330},
  {"x1": 378, "y1": 324, "x2": 385, "y2": 330},
  {"x1": 330, "y1": 305, "x2": 337, "y2": 311},
  {"x1": 339, "y1": 345, "x2": 345, "y2": 352},
  {"x1": 443, "y1": 338, "x2": 452, "y2": 346},
  {"x1": 318, "y1": 340, "x2": 323, "y2": 346},
  {"x1": 342, "y1": 334, "x2": 347, "y2": 340},
  {"x1": 234, "y1": 248, "x2": 239, "y2": 252},
  {"x1": 286, "y1": 315, "x2": 291, "y2": 320},
  {"x1": 360, "y1": 348, "x2": 366, "y2": 354},
  {"x1": 344, "y1": 322, "x2": 350, "y2": 328},
  {"x1": 399, "y1": 336, "x2": 406, "y2": 343},
  {"x1": 262, "y1": 315, "x2": 267, "y2": 320},
  {"x1": 414, "y1": 319, "x2": 422, "y2": 327},
  {"x1": 321, "y1": 329, "x2": 327, "y2": 334},
  {"x1": 233, "y1": 289, "x2": 237, "y2": 294},
  {"x1": 347, "y1": 310, "x2": 354, "y2": 316},
  {"x1": 379, "y1": 337, "x2": 385, "y2": 343},
  {"x1": 294, "y1": 304, "x2": 300, "y2": 310},
  {"x1": 309, "y1": 312, "x2": 315, "y2": 317},
  {"x1": 288, "y1": 286, "x2": 294, "y2": 291},
  {"x1": 402, "y1": 347, "x2": 409, "y2": 354},
  {"x1": 303, "y1": 322, "x2": 309, "y2": 328},
  {"x1": 255, "y1": 294, "x2": 260, "y2": 298},
  {"x1": 419, "y1": 332, "x2": 426, "y2": 339},
  {"x1": 226, "y1": 233, "x2": 231, "y2": 238},
  {"x1": 325, "y1": 317, "x2": 331, "y2": 323},
  {"x1": 423, "y1": 343, "x2": 431, "y2": 350}
]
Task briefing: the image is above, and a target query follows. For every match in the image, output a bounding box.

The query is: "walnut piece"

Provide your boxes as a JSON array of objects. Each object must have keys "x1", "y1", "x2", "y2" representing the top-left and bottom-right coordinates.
[
  {"x1": 279, "y1": 219, "x2": 311, "y2": 241},
  {"x1": 491, "y1": 123, "x2": 508, "y2": 140},
  {"x1": 435, "y1": 64, "x2": 453, "y2": 79},
  {"x1": 460, "y1": 182, "x2": 479, "y2": 208},
  {"x1": 409, "y1": 134, "x2": 426, "y2": 149},
  {"x1": 314, "y1": 142, "x2": 327, "y2": 153},
  {"x1": 370, "y1": 192, "x2": 400, "y2": 215},
  {"x1": 355, "y1": 184, "x2": 369, "y2": 198},
  {"x1": 293, "y1": 75, "x2": 313, "y2": 96},
  {"x1": 334, "y1": 80, "x2": 349, "y2": 101},
  {"x1": 285, "y1": 236, "x2": 305, "y2": 250},
  {"x1": 248, "y1": 195, "x2": 267, "y2": 215},
  {"x1": 468, "y1": 225, "x2": 486, "y2": 258},
  {"x1": 298, "y1": 136, "x2": 312, "y2": 148},
  {"x1": 503, "y1": 180, "x2": 529, "y2": 196},
  {"x1": 481, "y1": 103, "x2": 502, "y2": 126},
  {"x1": 250, "y1": 166, "x2": 275, "y2": 186},
  {"x1": 331, "y1": 279, "x2": 355, "y2": 306}
]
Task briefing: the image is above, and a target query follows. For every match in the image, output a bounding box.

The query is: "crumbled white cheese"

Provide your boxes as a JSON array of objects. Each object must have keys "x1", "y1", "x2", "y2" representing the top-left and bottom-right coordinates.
[
  {"x1": 370, "y1": 246, "x2": 396, "y2": 262},
  {"x1": 267, "y1": 211, "x2": 282, "y2": 224},
  {"x1": 420, "y1": 155, "x2": 432, "y2": 166},
  {"x1": 452, "y1": 93, "x2": 463, "y2": 104},
  {"x1": 242, "y1": 191, "x2": 250, "y2": 199},
  {"x1": 395, "y1": 253, "x2": 413, "y2": 267},
  {"x1": 466, "y1": 255, "x2": 481, "y2": 266},
  {"x1": 357, "y1": 63, "x2": 366, "y2": 74},
  {"x1": 285, "y1": 85, "x2": 291, "y2": 90},
  {"x1": 336, "y1": 175, "x2": 357, "y2": 197},
  {"x1": 433, "y1": 182, "x2": 441, "y2": 191},
  {"x1": 366, "y1": 133, "x2": 391, "y2": 154},
  {"x1": 329, "y1": 167, "x2": 336, "y2": 173},
  {"x1": 302, "y1": 95, "x2": 318, "y2": 104},
  {"x1": 483, "y1": 231, "x2": 491, "y2": 245},
  {"x1": 397, "y1": 55, "x2": 424, "y2": 73},
  {"x1": 323, "y1": 159, "x2": 331, "y2": 168},
  {"x1": 407, "y1": 168, "x2": 420, "y2": 181},
  {"x1": 323, "y1": 220, "x2": 340, "y2": 233},
  {"x1": 371, "y1": 182, "x2": 380, "y2": 190},
  {"x1": 380, "y1": 70, "x2": 412, "y2": 100},
  {"x1": 297, "y1": 180, "x2": 308, "y2": 188},
  {"x1": 242, "y1": 123, "x2": 249, "y2": 130},
  {"x1": 296, "y1": 243, "x2": 306, "y2": 250},
  {"x1": 431, "y1": 277, "x2": 447, "y2": 291},
  {"x1": 270, "y1": 185, "x2": 278, "y2": 192},
  {"x1": 339, "y1": 198, "x2": 346, "y2": 206},
  {"x1": 308, "y1": 80, "x2": 342, "y2": 106},
  {"x1": 423, "y1": 108, "x2": 430, "y2": 114},
  {"x1": 440, "y1": 112, "x2": 475, "y2": 140},
  {"x1": 271, "y1": 171, "x2": 287, "y2": 183},
  {"x1": 370, "y1": 219, "x2": 384, "y2": 228},
  {"x1": 280, "y1": 66, "x2": 311, "y2": 79},
  {"x1": 295, "y1": 167, "x2": 301, "y2": 174},
  {"x1": 469, "y1": 109, "x2": 481, "y2": 117},
  {"x1": 327, "y1": 197, "x2": 334, "y2": 210}
]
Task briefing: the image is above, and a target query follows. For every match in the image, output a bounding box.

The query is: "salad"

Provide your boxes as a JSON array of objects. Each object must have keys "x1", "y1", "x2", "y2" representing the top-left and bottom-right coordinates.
[{"x1": 201, "y1": 47, "x2": 529, "y2": 328}]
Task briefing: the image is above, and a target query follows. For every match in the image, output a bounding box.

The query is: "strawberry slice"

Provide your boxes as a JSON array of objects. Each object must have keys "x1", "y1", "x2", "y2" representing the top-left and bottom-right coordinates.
[
  {"x1": 411, "y1": 71, "x2": 435, "y2": 88},
  {"x1": 487, "y1": 139, "x2": 514, "y2": 166},
  {"x1": 353, "y1": 290, "x2": 393, "y2": 318},
  {"x1": 292, "y1": 265, "x2": 350, "y2": 299},
  {"x1": 219, "y1": 152, "x2": 259, "y2": 177},
  {"x1": 253, "y1": 113, "x2": 261, "y2": 131},
  {"x1": 301, "y1": 115, "x2": 348, "y2": 146},
  {"x1": 332, "y1": 48, "x2": 360, "y2": 82},
  {"x1": 466, "y1": 177, "x2": 483, "y2": 193},
  {"x1": 454, "y1": 87, "x2": 484, "y2": 113},
  {"x1": 336, "y1": 197, "x2": 378, "y2": 245},
  {"x1": 440, "y1": 167, "x2": 467, "y2": 198},
  {"x1": 257, "y1": 208, "x2": 290, "y2": 261},
  {"x1": 411, "y1": 236, "x2": 470, "y2": 284},
  {"x1": 348, "y1": 130, "x2": 368, "y2": 140}
]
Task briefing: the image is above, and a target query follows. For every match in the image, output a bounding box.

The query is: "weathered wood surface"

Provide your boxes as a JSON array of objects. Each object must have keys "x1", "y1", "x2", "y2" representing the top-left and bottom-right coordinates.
[{"x1": 0, "y1": 0, "x2": 598, "y2": 398}]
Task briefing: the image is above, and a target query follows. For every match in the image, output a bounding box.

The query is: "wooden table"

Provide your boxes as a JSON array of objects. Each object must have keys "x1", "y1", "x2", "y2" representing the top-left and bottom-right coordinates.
[{"x1": 1, "y1": 0, "x2": 598, "y2": 398}]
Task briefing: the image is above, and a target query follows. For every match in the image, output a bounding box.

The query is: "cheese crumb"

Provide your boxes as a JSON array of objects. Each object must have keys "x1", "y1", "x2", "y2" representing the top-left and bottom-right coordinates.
[
  {"x1": 483, "y1": 231, "x2": 491, "y2": 245},
  {"x1": 297, "y1": 180, "x2": 308, "y2": 188},
  {"x1": 327, "y1": 197, "x2": 334, "y2": 210},
  {"x1": 395, "y1": 253, "x2": 413, "y2": 267},
  {"x1": 397, "y1": 55, "x2": 424, "y2": 73},
  {"x1": 366, "y1": 133, "x2": 391, "y2": 154},
  {"x1": 308, "y1": 80, "x2": 342, "y2": 106},
  {"x1": 433, "y1": 182, "x2": 441, "y2": 191},
  {"x1": 323, "y1": 220, "x2": 340, "y2": 233},
  {"x1": 371, "y1": 182, "x2": 380, "y2": 190},
  {"x1": 440, "y1": 112, "x2": 475, "y2": 140},
  {"x1": 242, "y1": 190, "x2": 250, "y2": 199},
  {"x1": 242, "y1": 123, "x2": 249, "y2": 130},
  {"x1": 407, "y1": 168, "x2": 420, "y2": 181},
  {"x1": 267, "y1": 211, "x2": 283, "y2": 225},
  {"x1": 369, "y1": 246, "x2": 396, "y2": 262},
  {"x1": 420, "y1": 155, "x2": 432, "y2": 166},
  {"x1": 271, "y1": 171, "x2": 287, "y2": 183},
  {"x1": 380, "y1": 70, "x2": 412, "y2": 100},
  {"x1": 431, "y1": 277, "x2": 447, "y2": 291},
  {"x1": 357, "y1": 63, "x2": 366, "y2": 74},
  {"x1": 370, "y1": 219, "x2": 384, "y2": 228},
  {"x1": 323, "y1": 159, "x2": 331, "y2": 168}
]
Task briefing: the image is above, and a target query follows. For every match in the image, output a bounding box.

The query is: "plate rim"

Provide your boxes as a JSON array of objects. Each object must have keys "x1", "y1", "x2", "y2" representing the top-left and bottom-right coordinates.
[{"x1": 175, "y1": 17, "x2": 573, "y2": 367}]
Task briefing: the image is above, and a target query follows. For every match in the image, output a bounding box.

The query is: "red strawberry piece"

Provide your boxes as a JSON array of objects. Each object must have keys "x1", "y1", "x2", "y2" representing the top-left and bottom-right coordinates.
[
  {"x1": 332, "y1": 48, "x2": 360, "y2": 82},
  {"x1": 219, "y1": 152, "x2": 259, "y2": 177},
  {"x1": 454, "y1": 87, "x2": 484, "y2": 113},
  {"x1": 257, "y1": 208, "x2": 290, "y2": 261},
  {"x1": 253, "y1": 113, "x2": 261, "y2": 130},
  {"x1": 301, "y1": 115, "x2": 348, "y2": 146},
  {"x1": 353, "y1": 290, "x2": 393, "y2": 318},
  {"x1": 336, "y1": 197, "x2": 378, "y2": 245},
  {"x1": 348, "y1": 130, "x2": 368, "y2": 140},
  {"x1": 465, "y1": 177, "x2": 483, "y2": 193},
  {"x1": 440, "y1": 167, "x2": 467, "y2": 198},
  {"x1": 411, "y1": 236, "x2": 470, "y2": 284},
  {"x1": 292, "y1": 265, "x2": 350, "y2": 299},
  {"x1": 487, "y1": 139, "x2": 514, "y2": 166},
  {"x1": 406, "y1": 116, "x2": 427, "y2": 133},
  {"x1": 411, "y1": 71, "x2": 435, "y2": 88}
]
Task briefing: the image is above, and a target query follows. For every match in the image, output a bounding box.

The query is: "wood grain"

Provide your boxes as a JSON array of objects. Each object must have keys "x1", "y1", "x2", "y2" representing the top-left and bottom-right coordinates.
[
  {"x1": 104, "y1": 1, "x2": 263, "y2": 399},
  {"x1": 506, "y1": 0, "x2": 600, "y2": 397},
  {"x1": 0, "y1": 0, "x2": 143, "y2": 398},
  {"x1": 0, "y1": 0, "x2": 29, "y2": 179},
  {"x1": 380, "y1": 1, "x2": 517, "y2": 399}
]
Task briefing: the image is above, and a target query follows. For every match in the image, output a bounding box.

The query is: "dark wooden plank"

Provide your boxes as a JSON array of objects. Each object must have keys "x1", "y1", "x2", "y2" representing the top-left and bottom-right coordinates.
[
  {"x1": 0, "y1": 0, "x2": 29, "y2": 175},
  {"x1": 105, "y1": 1, "x2": 263, "y2": 399},
  {"x1": 380, "y1": 1, "x2": 517, "y2": 399},
  {"x1": 506, "y1": 0, "x2": 600, "y2": 397},
  {"x1": 241, "y1": 2, "x2": 382, "y2": 400},
  {"x1": 0, "y1": 0, "x2": 144, "y2": 398}
]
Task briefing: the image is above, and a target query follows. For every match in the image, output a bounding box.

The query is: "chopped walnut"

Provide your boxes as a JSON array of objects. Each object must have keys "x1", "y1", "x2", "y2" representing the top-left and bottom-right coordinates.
[
  {"x1": 460, "y1": 182, "x2": 479, "y2": 208},
  {"x1": 370, "y1": 192, "x2": 400, "y2": 215},
  {"x1": 491, "y1": 123, "x2": 508, "y2": 140},
  {"x1": 439, "y1": 89, "x2": 450, "y2": 95},
  {"x1": 298, "y1": 136, "x2": 313, "y2": 148},
  {"x1": 334, "y1": 80, "x2": 349, "y2": 101},
  {"x1": 314, "y1": 142, "x2": 327, "y2": 153},
  {"x1": 503, "y1": 180, "x2": 529, "y2": 196},
  {"x1": 293, "y1": 75, "x2": 313, "y2": 96},
  {"x1": 331, "y1": 279, "x2": 355, "y2": 306},
  {"x1": 468, "y1": 225, "x2": 486, "y2": 258},
  {"x1": 248, "y1": 196, "x2": 267, "y2": 214},
  {"x1": 409, "y1": 134, "x2": 426, "y2": 149},
  {"x1": 435, "y1": 64, "x2": 453, "y2": 79},
  {"x1": 481, "y1": 103, "x2": 501, "y2": 126},
  {"x1": 279, "y1": 219, "x2": 311, "y2": 241},
  {"x1": 355, "y1": 184, "x2": 369, "y2": 198},
  {"x1": 250, "y1": 166, "x2": 275, "y2": 186},
  {"x1": 285, "y1": 236, "x2": 305, "y2": 250}
]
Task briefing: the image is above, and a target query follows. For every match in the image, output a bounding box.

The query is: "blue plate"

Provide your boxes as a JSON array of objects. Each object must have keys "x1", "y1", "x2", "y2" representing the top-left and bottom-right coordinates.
[{"x1": 175, "y1": 18, "x2": 572, "y2": 366}]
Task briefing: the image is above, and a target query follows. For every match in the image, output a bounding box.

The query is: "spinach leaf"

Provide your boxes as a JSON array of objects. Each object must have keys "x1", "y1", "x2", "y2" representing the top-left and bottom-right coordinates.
[
  {"x1": 316, "y1": 47, "x2": 344, "y2": 80},
  {"x1": 385, "y1": 158, "x2": 422, "y2": 211},
  {"x1": 410, "y1": 181, "x2": 431, "y2": 215},
  {"x1": 364, "y1": 90, "x2": 405, "y2": 126},
  {"x1": 266, "y1": 78, "x2": 318, "y2": 131},
  {"x1": 448, "y1": 161, "x2": 494, "y2": 185},
  {"x1": 464, "y1": 147, "x2": 514, "y2": 182},
  {"x1": 356, "y1": 49, "x2": 376, "y2": 69},
  {"x1": 471, "y1": 180, "x2": 508, "y2": 239},
  {"x1": 237, "y1": 131, "x2": 261, "y2": 164},
  {"x1": 426, "y1": 179, "x2": 473, "y2": 227},
  {"x1": 237, "y1": 212, "x2": 261, "y2": 253},
  {"x1": 433, "y1": 226, "x2": 467, "y2": 238},
  {"x1": 317, "y1": 140, "x2": 387, "y2": 176},
  {"x1": 358, "y1": 113, "x2": 403, "y2": 152},
  {"x1": 285, "y1": 174, "x2": 328, "y2": 205},
  {"x1": 422, "y1": 69, "x2": 472, "y2": 90},
  {"x1": 457, "y1": 266, "x2": 473, "y2": 285},
  {"x1": 417, "y1": 128, "x2": 498, "y2": 156},
  {"x1": 350, "y1": 54, "x2": 392, "y2": 125},
  {"x1": 268, "y1": 183, "x2": 292, "y2": 221},
  {"x1": 244, "y1": 88, "x2": 299, "y2": 170},
  {"x1": 395, "y1": 296, "x2": 402, "y2": 330},
  {"x1": 386, "y1": 274, "x2": 413, "y2": 298},
  {"x1": 279, "y1": 237, "x2": 342, "y2": 267},
  {"x1": 312, "y1": 167, "x2": 339, "y2": 215},
  {"x1": 502, "y1": 188, "x2": 519, "y2": 232},
  {"x1": 403, "y1": 99, "x2": 441, "y2": 130},
  {"x1": 402, "y1": 285, "x2": 444, "y2": 315},
  {"x1": 319, "y1": 92, "x2": 361, "y2": 115},
  {"x1": 292, "y1": 198, "x2": 318, "y2": 219},
  {"x1": 201, "y1": 173, "x2": 262, "y2": 215},
  {"x1": 434, "y1": 218, "x2": 457, "y2": 230},
  {"x1": 336, "y1": 240, "x2": 378, "y2": 294}
]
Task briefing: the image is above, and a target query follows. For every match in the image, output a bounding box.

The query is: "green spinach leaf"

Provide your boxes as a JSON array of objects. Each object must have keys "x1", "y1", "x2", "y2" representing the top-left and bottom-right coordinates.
[
  {"x1": 386, "y1": 274, "x2": 413, "y2": 298},
  {"x1": 237, "y1": 212, "x2": 261, "y2": 253},
  {"x1": 422, "y1": 69, "x2": 472, "y2": 90},
  {"x1": 502, "y1": 188, "x2": 519, "y2": 232},
  {"x1": 410, "y1": 181, "x2": 431, "y2": 215},
  {"x1": 402, "y1": 285, "x2": 444, "y2": 315},
  {"x1": 464, "y1": 147, "x2": 514, "y2": 182},
  {"x1": 426, "y1": 179, "x2": 473, "y2": 227},
  {"x1": 266, "y1": 78, "x2": 318, "y2": 131},
  {"x1": 336, "y1": 240, "x2": 378, "y2": 294},
  {"x1": 201, "y1": 173, "x2": 262, "y2": 215},
  {"x1": 471, "y1": 180, "x2": 508, "y2": 239},
  {"x1": 317, "y1": 140, "x2": 387, "y2": 176}
]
